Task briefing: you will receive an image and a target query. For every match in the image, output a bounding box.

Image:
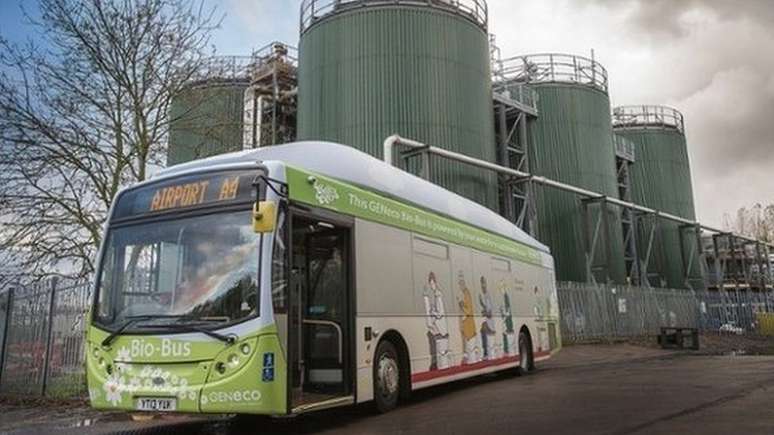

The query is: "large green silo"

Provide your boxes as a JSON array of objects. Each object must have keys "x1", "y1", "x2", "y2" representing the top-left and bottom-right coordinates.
[
  {"x1": 613, "y1": 106, "x2": 697, "y2": 289},
  {"x1": 168, "y1": 57, "x2": 253, "y2": 166},
  {"x1": 508, "y1": 54, "x2": 625, "y2": 284},
  {"x1": 297, "y1": 0, "x2": 498, "y2": 210}
]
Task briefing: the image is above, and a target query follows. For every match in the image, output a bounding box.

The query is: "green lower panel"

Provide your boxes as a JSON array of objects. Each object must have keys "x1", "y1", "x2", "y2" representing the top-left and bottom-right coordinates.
[
  {"x1": 200, "y1": 334, "x2": 287, "y2": 414},
  {"x1": 86, "y1": 325, "x2": 287, "y2": 415}
]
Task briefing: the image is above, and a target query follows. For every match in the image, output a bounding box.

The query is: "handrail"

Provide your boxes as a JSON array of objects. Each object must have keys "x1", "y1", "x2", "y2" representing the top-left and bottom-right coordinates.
[
  {"x1": 613, "y1": 105, "x2": 685, "y2": 134},
  {"x1": 303, "y1": 319, "x2": 343, "y2": 364},
  {"x1": 188, "y1": 42, "x2": 298, "y2": 84},
  {"x1": 492, "y1": 82, "x2": 539, "y2": 114},
  {"x1": 300, "y1": 0, "x2": 489, "y2": 34},
  {"x1": 499, "y1": 53, "x2": 609, "y2": 93}
]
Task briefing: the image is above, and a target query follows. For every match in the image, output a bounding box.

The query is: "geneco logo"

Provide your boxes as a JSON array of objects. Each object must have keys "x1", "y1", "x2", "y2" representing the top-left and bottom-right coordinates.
[{"x1": 312, "y1": 179, "x2": 339, "y2": 206}]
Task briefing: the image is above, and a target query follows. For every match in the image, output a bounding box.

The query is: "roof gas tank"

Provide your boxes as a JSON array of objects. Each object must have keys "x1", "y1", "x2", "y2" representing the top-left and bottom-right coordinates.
[{"x1": 296, "y1": 0, "x2": 498, "y2": 211}]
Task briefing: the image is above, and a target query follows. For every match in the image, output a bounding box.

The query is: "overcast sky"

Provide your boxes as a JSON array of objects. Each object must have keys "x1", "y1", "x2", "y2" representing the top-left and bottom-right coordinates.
[{"x1": 2, "y1": 0, "x2": 773, "y2": 228}]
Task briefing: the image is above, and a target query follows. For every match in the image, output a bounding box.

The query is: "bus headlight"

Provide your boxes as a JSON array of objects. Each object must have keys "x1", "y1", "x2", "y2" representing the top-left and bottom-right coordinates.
[{"x1": 207, "y1": 337, "x2": 257, "y2": 380}]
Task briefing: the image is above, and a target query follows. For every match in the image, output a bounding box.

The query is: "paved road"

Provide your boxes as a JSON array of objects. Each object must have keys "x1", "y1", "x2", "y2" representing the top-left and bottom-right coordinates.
[{"x1": 7, "y1": 344, "x2": 774, "y2": 435}]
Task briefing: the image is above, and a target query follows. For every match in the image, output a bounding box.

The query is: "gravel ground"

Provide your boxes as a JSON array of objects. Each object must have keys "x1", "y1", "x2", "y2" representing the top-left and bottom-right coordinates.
[{"x1": 621, "y1": 332, "x2": 774, "y2": 355}]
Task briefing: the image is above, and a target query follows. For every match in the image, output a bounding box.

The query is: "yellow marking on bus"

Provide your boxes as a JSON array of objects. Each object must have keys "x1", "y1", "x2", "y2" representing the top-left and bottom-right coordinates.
[
  {"x1": 150, "y1": 181, "x2": 209, "y2": 211},
  {"x1": 218, "y1": 176, "x2": 240, "y2": 201}
]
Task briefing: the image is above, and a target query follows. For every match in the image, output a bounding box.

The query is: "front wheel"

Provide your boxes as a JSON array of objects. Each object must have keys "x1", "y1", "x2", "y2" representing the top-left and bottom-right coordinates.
[
  {"x1": 516, "y1": 332, "x2": 534, "y2": 376},
  {"x1": 373, "y1": 340, "x2": 400, "y2": 413}
]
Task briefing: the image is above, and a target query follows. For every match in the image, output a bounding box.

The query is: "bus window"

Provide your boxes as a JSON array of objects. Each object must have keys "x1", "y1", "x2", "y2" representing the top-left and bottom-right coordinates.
[{"x1": 95, "y1": 211, "x2": 260, "y2": 329}]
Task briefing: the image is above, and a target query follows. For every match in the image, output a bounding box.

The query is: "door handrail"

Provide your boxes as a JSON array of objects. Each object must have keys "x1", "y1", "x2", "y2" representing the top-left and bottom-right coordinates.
[{"x1": 303, "y1": 319, "x2": 343, "y2": 364}]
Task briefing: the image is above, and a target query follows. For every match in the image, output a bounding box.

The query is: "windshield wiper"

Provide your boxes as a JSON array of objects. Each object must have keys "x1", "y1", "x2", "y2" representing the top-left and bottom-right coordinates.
[
  {"x1": 101, "y1": 315, "x2": 158, "y2": 346},
  {"x1": 140, "y1": 322, "x2": 237, "y2": 345},
  {"x1": 100, "y1": 314, "x2": 193, "y2": 346}
]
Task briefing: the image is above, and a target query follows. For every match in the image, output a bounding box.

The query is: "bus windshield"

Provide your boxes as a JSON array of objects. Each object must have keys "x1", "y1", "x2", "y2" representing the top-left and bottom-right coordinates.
[{"x1": 94, "y1": 210, "x2": 261, "y2": 329}]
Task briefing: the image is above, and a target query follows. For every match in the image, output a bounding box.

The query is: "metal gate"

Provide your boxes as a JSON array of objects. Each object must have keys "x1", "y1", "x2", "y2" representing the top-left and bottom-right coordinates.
[{"x1": 0, "y1": 279, "x2": 90, "y2": 397}]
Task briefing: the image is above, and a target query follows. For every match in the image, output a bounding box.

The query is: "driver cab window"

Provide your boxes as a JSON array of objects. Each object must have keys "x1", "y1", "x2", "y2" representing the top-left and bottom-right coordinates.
[{"x1": 96, "y1": 211, "x2": 260, "y2": 327}]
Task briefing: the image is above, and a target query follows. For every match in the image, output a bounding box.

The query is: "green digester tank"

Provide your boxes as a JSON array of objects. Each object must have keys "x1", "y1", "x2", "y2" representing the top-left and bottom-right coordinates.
[
  {"x1": 503, "y1": 53, "x2": 626, "y2": 284},
  {"x1": 613, "y1": 105, "x2": 698, "y2": 289},
  {"x1": 167, "y1": 57, "x2": 252, "y2": 166},
  {"x1": 296, "y1": 0, "x2": 498, "y2": 210}
]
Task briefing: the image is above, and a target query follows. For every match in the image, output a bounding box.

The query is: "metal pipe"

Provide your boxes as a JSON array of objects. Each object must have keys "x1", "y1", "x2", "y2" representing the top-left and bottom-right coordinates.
[{"x1": 382, "y1": 134, "x2": 774, "y2": 248}]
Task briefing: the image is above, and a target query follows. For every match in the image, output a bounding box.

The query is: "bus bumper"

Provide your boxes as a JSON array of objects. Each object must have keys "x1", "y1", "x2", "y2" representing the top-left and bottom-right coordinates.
[{"x1": 86, "y1": 331, "x2": 287, "y2": 415}]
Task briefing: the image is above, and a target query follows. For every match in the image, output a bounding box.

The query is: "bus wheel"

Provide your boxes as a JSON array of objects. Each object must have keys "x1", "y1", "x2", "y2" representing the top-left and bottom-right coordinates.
[
  {"x1": 517, "y1": 331, "x2": 534, "y2": 376},
  {"x1": 373, "y1": 340, "x2": 400, "y2": 413}
]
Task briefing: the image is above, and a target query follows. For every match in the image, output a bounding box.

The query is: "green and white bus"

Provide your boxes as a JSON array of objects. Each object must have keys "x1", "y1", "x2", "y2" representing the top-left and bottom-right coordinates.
[{"x1": 86, "y1": 142, "x2": 560, "y2": 415}]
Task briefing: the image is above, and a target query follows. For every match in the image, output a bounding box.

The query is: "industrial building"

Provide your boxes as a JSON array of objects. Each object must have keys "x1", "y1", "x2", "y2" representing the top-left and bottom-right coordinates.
[
  {"x1": 166, "y1": 0, "x2": 773, "y2": 293},
  {"x1": 168, "y1": 42, "x2": 297, "y2": 165}
]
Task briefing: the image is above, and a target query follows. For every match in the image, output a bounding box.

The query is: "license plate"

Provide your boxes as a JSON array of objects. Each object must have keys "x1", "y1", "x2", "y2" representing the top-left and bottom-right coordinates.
[{"x1": 136, "y1": 397, "x2": 176, "y2": 412}]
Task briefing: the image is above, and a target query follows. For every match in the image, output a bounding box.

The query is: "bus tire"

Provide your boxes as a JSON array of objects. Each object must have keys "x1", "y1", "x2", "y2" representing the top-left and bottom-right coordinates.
[
  {"x1": 516, "y1": 331, "x2": 534, "y2": 376},
  {"x1": 373, "y1": 340, "x2": 401, "y2": 413}
]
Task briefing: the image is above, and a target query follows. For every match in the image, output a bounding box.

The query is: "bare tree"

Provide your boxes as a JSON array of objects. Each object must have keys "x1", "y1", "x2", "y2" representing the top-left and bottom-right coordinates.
[
  {"x1": 0, "y1": 0, "x2": 221, "y2": 285},
  {"x1": 727, "y1": 203, "x2": 774, "y2": 243}
]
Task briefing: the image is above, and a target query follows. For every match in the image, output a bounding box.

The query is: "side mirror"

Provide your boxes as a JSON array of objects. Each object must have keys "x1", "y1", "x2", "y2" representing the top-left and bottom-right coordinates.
[{"x1": 253, "y1": 201, "x2": 277, "y2": 233}]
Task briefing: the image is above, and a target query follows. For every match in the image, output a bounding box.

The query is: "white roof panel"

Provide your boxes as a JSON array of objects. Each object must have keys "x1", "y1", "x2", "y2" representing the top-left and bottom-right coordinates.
[{"x1": 156, "y1": 142, "x2": 549, "y2": 253}]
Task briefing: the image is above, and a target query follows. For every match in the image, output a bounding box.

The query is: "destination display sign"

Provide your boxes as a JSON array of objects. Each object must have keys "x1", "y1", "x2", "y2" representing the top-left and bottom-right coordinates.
[{"x1": 112, "y1": 170, "x2": 257, "y2": 220}]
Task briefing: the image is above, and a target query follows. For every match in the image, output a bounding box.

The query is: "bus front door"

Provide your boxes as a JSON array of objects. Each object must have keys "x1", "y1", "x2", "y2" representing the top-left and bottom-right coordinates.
[{"x1": 289, "y1": 212, "x2": 353, "y2": 411}]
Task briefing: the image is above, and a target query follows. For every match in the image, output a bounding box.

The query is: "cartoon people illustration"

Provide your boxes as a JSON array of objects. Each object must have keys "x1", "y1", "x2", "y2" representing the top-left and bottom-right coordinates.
[
  {"x1": 423, "y1": 272, "x2": 451, "y2": 370},
  {"x1": 457, "y1": 271, "x2": 480, "y2": 364},
  {"x1": 500, "y1": 281, "x2": 516, "y2": 356},
  {"x1": 533, "y1": 286, "x2": 543, "y2": 317},
  {"x1": 479, "y1": 276, "x2": 497, "y2": 360}
]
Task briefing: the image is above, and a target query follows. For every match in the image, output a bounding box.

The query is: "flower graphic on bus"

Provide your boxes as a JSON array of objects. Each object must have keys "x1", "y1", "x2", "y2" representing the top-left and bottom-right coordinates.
[
  {"x1": 312, "y1": 179, "x2": 339, "y2": 205},
  {"x1": 128, "y1": 377, "x2": 142, "y2": 390},
  {"x1": 103, "y1": 373, "x2": 125, "y2": 406}
]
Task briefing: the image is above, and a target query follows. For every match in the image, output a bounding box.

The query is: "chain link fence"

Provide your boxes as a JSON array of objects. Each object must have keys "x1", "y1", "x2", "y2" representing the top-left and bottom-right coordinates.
[
  {"x1": 0, "y1": 279, "x2": 772, "y2": 397},
  {"x1": 558, "y1": 281, "x2": 774, "y2": 342},
  {"x1": 0, "y1": 279, "x2": 90, "y2": 398}
]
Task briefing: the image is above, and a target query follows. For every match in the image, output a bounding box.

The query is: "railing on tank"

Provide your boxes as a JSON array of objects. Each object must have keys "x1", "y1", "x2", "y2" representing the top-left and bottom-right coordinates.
[
  {"x1": 252, "y1": 41, "x2": 299, "y2": 68},
  {"x1": 190, "y1": 42, "x2": 299, "y2": 85},
  {"x1": 612, "y1": 105, "x2": 685, "y2": 134},
  {"x1": 300, "y1": 0, "x2": 489, "y2": 34},
  {"x1": 193, "y1": 56, "x2": 257, "y2": 83},
  {"x1": 499, "y1": 53, "x2": 609, "y2": 93}
]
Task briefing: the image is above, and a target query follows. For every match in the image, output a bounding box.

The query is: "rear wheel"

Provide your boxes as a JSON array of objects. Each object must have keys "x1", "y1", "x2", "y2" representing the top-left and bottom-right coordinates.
[
  {"x1": 373, "y1": 340, "x2": 400, "y2": 413},
  {"x1": 516, "y1": 331, "x2": 534, "y2": 376}
]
